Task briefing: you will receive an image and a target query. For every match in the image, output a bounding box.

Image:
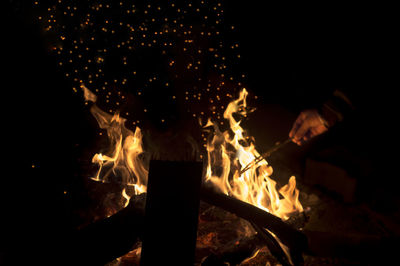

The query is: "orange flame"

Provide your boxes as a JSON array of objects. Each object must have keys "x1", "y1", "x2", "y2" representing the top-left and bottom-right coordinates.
[
  {"x1": 204, "y1": 88, "x2": 303, "y2": 220},
  {"x1": 84, "y1": 84, "x2": 302, "y2": 221},
  {"x1": 82, "y1": 84, "x2": 147, "y2": 195},
  {"x1": 84, "y1": 85, "x2": 302, "y2": 264}
]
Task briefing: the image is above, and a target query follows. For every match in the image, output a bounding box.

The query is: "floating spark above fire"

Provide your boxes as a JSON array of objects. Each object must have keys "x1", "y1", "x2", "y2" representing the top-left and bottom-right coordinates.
[{"x1": 33, "y1": 0, "x2": 251, "y2": 127}]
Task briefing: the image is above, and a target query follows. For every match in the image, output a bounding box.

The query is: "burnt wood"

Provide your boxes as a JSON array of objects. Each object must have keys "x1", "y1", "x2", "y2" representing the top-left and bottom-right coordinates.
[
  {"x1": 200, "y1": 234, "x2": 262, "y2": 265},
  {"x1": 251, "y1": 222, "x2": 297, "y2": 266},
  {"x1": 62, "y1": 163, "x2": 306, "y2": 265},
  {"x1": 200, "y1": 185, "x2": 308, "y2": 256}
]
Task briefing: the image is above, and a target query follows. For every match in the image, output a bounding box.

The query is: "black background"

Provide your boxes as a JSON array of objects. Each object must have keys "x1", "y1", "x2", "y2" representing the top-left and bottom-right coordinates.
[{"x1": 1, "y1": 1, "x2": 397, "y2": 264}]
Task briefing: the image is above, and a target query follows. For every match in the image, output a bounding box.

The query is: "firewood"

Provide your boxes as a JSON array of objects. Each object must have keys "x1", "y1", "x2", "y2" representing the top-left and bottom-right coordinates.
[
  {"x1": 140, "y1": 160, "x2": 203, "y2": 266},
  {"x1": 200, "y1": 234, "x2": 261, "y2": 266},
  {"x1": 200, "y1": 185, "x2": 308, "y2": 256},
  {"x1": 251, "y1": 222, "x2": 295, "y2": 266}
]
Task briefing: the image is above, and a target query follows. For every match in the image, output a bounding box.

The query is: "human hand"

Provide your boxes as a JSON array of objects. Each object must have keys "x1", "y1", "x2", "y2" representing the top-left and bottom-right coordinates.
[{"x1": 289, "y1": 109, "x2": 329, "y2": 145}]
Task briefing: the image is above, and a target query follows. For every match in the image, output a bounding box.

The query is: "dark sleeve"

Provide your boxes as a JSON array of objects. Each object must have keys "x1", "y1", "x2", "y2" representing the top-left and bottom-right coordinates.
[{"x1": 319, "y1": 88, "x2": 356, "y2": 127}]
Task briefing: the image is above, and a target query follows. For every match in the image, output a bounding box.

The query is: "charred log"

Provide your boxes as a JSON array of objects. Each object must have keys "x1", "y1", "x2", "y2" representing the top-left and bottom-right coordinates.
[
  {"x1": 251, "y1": 222, "x2": 294, "y2": 266},
  {"x1": 200, "y1": 234, "x2": 262, "y2": 266},
  {"x1": 200, "y1": 185, "x2": 308, "y2": 256},
  {"x1": 64, "y1": 162, "x2": 306, "y2": 265}
]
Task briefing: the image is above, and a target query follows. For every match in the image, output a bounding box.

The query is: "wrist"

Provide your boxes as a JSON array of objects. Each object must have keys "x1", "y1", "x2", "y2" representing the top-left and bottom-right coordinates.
[
  {"x1": 316, "y1": 110, "x2": 330, "y2": 128},
  {"x1": 318, "y1": 104, "x2": 340, "y2": 128}
]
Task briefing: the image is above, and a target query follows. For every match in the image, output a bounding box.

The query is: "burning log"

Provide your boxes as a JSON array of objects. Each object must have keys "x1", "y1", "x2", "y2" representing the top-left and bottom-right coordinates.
[
  {"x1": 251, "y1": 222, "x2": 294, "y2": 266},
  {"x1": 200, "y1": 234, "x2": 262, "y2": 265},
  {"x1": 67, "y1": 166, "x2": 305, "y2": 265},
  {"x1": 200, "y1": 185, "x2": 308, "y2": 260},
  {"x1": 196, "y1": 201, "x2": 301, "y2": 266},
  {"x1": 196, "y1": 201, "x2": 265, "y2": 265}
]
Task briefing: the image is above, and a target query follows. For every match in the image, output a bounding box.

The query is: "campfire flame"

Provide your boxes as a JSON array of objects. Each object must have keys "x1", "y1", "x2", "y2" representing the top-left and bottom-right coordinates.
[
  {"x1": 204, "y1": 88, "x2": 303, "y2": 220},
  {"x1": 83, "y1": 85, "x2": 303, "y2": 264},
  {"x1": 82, "y1": 84, "x2": 147, "y2": 195},
  {"x1": 83, "y1": 84, "x2": 302, "y2": 220}
]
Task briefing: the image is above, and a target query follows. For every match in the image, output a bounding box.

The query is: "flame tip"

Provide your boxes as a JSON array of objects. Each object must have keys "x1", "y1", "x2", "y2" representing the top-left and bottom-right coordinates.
[{"x1": 205, "y1": 88, "x2": 302, "y2": 220}]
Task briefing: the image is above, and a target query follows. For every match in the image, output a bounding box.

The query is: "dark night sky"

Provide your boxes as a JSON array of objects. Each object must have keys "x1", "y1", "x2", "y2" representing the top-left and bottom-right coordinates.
[
  {"x1": 1, "y1": 1, "x2": 397, "y2": 264},
  {"x1": 226, "y1": 2, "x2": 395, "y2": 108}
]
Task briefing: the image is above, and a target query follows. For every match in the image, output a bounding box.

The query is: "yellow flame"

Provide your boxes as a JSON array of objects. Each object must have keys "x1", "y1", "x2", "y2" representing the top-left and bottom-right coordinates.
[
  {"x1": 86, "y1": 84, "x2": 302, "y2": 221},
  {"x1": 83, "y1": 84, "x2": 148, "y2": 197},
  {"x1": 122, "y1": 188, "x2": 131, "y2": 208},
  {"x1": 241, "y1": 248, "x2": 262, "y2": 264},
  {"x1": 90, "y1": 107, "x2": 148, "y2": 192},
  {"x1": 81, "y1": 83, "x2": 97, "y2": 103},
  {"x1": 205, "y1": 88, "x2": 303, "y2": 220},
  {"x1": 264, "y1": 228, "x2": 293, "y2": 265}
]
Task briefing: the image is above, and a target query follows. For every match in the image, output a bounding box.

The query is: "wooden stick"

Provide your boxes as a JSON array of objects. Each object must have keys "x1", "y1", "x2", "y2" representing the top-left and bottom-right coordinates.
[{"x1": 239, "y1": 138, "x2": 292, "y2": 175}]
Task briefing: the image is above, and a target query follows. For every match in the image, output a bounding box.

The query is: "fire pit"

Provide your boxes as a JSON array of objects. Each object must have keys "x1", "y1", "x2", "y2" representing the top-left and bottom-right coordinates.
[
  {"x1": 72, "y1": 87, "x2": 307, "y2": 265},
  {"x1": 70, "y1": 87, "x2": 399, "y2": 266}
]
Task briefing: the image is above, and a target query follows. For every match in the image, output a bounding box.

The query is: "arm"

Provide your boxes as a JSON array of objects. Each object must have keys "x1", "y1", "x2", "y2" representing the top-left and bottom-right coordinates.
[{"x1": 289, "y1": 89, "x2": 355, "y2": 145}]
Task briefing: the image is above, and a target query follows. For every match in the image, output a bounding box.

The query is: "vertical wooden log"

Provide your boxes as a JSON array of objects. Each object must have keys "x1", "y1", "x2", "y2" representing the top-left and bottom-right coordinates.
[{"x1": 140, "y1": 160, "x2": 203, "y2": 265}]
